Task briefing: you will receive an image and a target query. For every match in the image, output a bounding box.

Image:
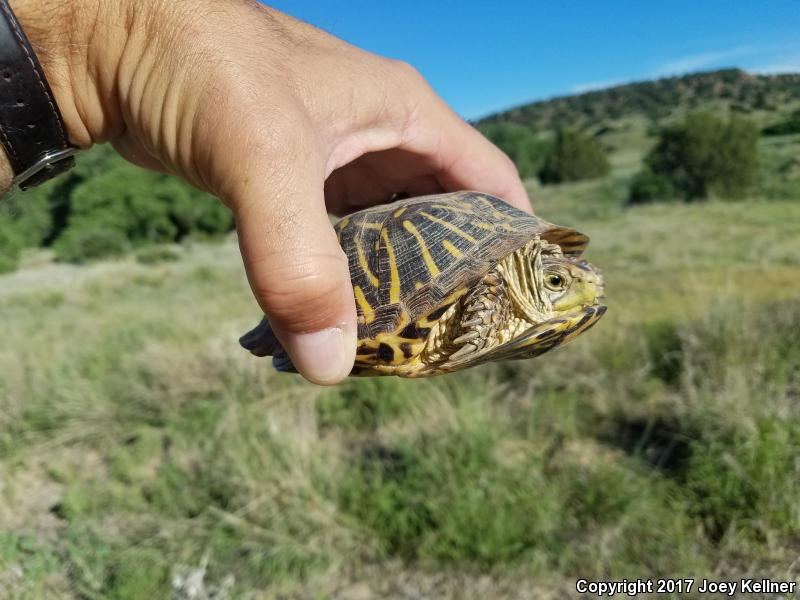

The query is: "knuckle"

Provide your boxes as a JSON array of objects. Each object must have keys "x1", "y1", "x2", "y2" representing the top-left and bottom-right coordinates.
[
  {"x1": 379, "y1": 59, "x2": 432, "y2": 135},
  {"x1": 388, "y1": 60, "x2": 429, "y2": 95},
  {"x1": 499, "y1": 150, "x2": 520, "y2": 176},
  {"x1": 389, "y1": 59, "x2": 422, "y2": 82}
]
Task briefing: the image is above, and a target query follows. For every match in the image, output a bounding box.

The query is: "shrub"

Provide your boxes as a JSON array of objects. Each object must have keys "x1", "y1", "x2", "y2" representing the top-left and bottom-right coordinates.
[
  {"x1": 53, "y1": 161, "x2": 233, "y2": 263},
  {"x1": 762, "y1": 110, "x2": 800, "y2": 136},
  {"x1": 539, "y1": 127, "x2": 610, "y2": 184},
  {"x1": 338, "y1": 428, "x2": 559, "y2": 565},
  {"x1": 631, "y1": 112, "x2": 759, "y2": 202},
  {"x1": 685, "y1": 420, "x2": 800, "y2": 541},
  {"x1": 0, "y1": 190, "x2": 56, "y2": 273},
  {"x1": 54, "y1": 226, "x2": 130, "y2": 264},
  {"x1": 479, "y1": 122, "x2": 548, "y2": 178},
  {"x1": 628, "y1": 169, "x2": 676, "y2": 205}
]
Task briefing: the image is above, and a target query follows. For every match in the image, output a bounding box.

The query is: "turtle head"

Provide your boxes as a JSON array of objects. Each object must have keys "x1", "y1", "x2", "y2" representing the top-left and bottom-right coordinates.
[
  {"x1": 467, "y1": 244, "x2": 606, "y2": 367},
  {"x1": 540, "y1": 256, "x2": 604, "y2": 316}
]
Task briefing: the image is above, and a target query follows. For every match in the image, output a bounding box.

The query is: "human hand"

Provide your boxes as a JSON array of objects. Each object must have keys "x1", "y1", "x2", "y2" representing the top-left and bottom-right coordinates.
[{"x1": 5, "y1": 0, "x2": 530, "y2": 384}]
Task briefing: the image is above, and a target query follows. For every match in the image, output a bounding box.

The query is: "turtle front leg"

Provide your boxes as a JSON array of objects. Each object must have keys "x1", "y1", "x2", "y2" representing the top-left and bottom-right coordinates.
[{"x1": 449, "y1": 269, "x2": 512, "y2": 361}]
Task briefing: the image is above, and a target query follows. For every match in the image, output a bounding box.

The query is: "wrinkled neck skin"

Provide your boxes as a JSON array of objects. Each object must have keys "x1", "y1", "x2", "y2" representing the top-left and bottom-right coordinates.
[{"x1": 498, "y1": 239, "x2": 563, "y2": 325}]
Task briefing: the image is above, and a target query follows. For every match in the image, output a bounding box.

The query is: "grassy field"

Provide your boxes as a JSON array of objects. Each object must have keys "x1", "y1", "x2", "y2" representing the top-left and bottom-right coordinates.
[{"x1": 1, "y1": 131, "x2": 800, "y2": 597}]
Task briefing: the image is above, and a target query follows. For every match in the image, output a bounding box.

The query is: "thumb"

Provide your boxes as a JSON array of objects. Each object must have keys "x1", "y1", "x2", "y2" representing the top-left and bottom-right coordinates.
[{"x1": 232, "y1": 156, "x2": 357, "y2": 386}]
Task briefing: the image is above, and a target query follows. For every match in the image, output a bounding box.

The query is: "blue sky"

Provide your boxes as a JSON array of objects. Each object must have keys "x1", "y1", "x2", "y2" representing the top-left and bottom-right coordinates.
[{"x1": 265, "y1": 1, "x2": 800, "y2": 120}]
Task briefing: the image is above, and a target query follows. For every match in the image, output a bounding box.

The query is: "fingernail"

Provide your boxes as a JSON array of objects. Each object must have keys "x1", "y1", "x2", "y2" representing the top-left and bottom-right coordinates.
[{"x1": 289, "y1": 327, "x2": 355, "y2": 385}]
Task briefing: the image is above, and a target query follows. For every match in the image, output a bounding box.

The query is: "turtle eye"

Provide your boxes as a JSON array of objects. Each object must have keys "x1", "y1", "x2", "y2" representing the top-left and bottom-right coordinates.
[{"x1": 545, "y1": 273, "x2": 566, "y2": 290}]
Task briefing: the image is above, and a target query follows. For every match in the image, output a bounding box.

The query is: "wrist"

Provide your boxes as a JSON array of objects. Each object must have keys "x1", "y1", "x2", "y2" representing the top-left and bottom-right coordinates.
[
  {"x1": 7, "y1": 0, "x2": 91, "y2": 147},
  {"x1": 0, "y1": 0, "x2": 107, "y2": 191},
  {"x1": 14, "y1": 0, "x2": 132, "y2": 148}
]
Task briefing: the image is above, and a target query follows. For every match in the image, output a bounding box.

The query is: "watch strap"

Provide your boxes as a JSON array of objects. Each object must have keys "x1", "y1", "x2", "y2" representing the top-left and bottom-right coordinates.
[{"x1": 0, "y1": 0, "x2": 76, "y2": 189}]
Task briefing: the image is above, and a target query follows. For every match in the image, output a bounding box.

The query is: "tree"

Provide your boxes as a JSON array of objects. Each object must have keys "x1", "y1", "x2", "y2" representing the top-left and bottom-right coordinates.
[
  {"x1": 631, "y1": 112, "x2": 759, "y2": 203},
  {"x1": 538, "y1": 128, "x2": 610, "y2": 184},
  {"x1": 478, "y1": 122, "x2": 548, "y2": 179}
]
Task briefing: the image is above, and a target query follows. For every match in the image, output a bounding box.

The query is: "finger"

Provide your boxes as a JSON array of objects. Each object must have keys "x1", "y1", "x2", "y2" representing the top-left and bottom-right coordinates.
[
  {"x1": 231, "y1": 150, "x2": 357, "y2": 386},
  {"x1": 393, "y1": 64, "x2": 533, "y2": 213},
  {"x1": 435, "y1": 122, "x2": 534, "y2": 214}
]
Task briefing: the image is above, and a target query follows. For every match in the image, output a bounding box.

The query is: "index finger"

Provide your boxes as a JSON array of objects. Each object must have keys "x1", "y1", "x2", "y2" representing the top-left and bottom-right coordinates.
[
  {"x1": 436, "y1": 120, "x2": 534, "y2": 214},
  {"x1": 395, "y1": 68, "x2": 533, "y2": 213}
]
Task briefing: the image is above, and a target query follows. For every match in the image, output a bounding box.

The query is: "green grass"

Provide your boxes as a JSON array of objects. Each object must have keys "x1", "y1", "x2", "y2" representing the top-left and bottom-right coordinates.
[{"x1": 1, "y1": 192, "x2": 798, "y2": 598}]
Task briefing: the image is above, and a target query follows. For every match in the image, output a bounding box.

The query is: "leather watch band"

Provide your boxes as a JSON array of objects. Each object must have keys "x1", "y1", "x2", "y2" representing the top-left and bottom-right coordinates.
[{"x1": 0, "y1": 0, "x2": 77, "y2": 189}]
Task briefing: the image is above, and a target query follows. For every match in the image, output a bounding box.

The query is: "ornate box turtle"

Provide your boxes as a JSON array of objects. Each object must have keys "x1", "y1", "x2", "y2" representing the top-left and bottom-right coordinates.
[{"x1": 241, "y1": 191, "x2": 606, "y2": 377}]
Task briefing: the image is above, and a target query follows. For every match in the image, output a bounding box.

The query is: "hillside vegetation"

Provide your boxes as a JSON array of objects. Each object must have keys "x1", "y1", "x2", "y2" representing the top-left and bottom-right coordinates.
[
  {"x1": 479, "y1": 69, "x2": 800, "y2": 130},
  {"x1": 0, "y1": 69, "x2": 799, "y2": 598},
  {"x1": 479, "y1": 69, "x2": 800, "y2": 201},
  {"x1": 0, "y1": 146, "x2": 233, "y2": 274}
]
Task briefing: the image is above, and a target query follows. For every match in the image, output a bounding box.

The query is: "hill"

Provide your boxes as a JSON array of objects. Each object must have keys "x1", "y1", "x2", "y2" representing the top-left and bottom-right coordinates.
[
  {"x1": 477, "y1": 68, "x2": 800, "y2": 131},
  {"x1": 476, "y1": 69, "x2": 800, "y2": 200}
]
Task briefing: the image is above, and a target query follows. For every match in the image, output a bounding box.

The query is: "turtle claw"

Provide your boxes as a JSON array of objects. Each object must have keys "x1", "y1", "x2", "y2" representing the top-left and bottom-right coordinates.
[
  {"x1": 450, "y1": 342, "x2": 479, "y2": 360},
  {"x1": 453, "y1": 331, "x2": 480, "y2": 345}
]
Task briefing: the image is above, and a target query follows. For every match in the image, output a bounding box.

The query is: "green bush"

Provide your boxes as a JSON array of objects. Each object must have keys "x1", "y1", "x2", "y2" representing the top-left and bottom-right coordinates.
[
  {"x1": 0, "y1": 187, "x2": 57, "y2": 272},
  {"x1": 632, "y1": 112, "x2": 759, "y2": 202},
  {"x1": 54, "y1": 226, "x2": 130, "y2": 263},
  {"x1": 0, "y1": 145, "x2": 235, "y2": 269},
  {"x1": 539, "y1": 127, "x2": 610, "y2": 184},
  {"x1": 628, "y1": 169, "x2": 676, "y2": 205},
  {"x1": 478, "y1": 122, "x2": 549, "y2": 178},
  {"x1": 762, "y1": 110, "x2": 800, "y2": 136},
  {"x1": 157, "y1": 176, "x2": 234, "y2": 239},
  {"x1": 53, "y1": 160, "x2": 233, "y2": 263}
]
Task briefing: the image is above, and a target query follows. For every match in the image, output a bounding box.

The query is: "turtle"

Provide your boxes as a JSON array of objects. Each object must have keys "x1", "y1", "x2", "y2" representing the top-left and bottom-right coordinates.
[{"x1": 240, "y1": 191, "x2": 606, "y2": 377}]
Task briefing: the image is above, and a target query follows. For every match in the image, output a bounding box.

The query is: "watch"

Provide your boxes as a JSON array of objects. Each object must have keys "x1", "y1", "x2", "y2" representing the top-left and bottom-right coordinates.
[{"x1": 0, "y1": 0, "x2": 77, "y2": 190}]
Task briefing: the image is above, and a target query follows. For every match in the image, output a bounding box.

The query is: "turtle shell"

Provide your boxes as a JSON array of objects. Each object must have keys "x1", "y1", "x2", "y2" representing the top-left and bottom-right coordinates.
[{"x1": 336, "y1": 190, "x2": 589, "y2": 342}]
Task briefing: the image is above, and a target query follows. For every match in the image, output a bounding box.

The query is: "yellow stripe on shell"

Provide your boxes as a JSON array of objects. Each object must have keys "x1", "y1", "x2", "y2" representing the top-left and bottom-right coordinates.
[
  {"x1": 442, "y1": 239, "x2": 463, "y2": 258},
  {"x1": 403, "y1": 220, "x2": 440, "y2": 277},
  {"x1": 471, "y1": 221, "x2": 495, "y2": 232},
  {"x1": 356, "y1": 240, "x2": 379, "y2": 287},
  {"x1": 430, "y1": 203, "x2": 475, "y2": 215},
  {"x1": 381, "y1": 229, "x2": 401, "y2": 304},
  {"x1": 354, "y1": 285, "x2": 375, "y2": 324},
  {"x1": 336, "y1": 217, "x2": 350, "y2": 243},
  {"x1": 419, "y1": 211, "x2": 478, "y2": 243}
]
